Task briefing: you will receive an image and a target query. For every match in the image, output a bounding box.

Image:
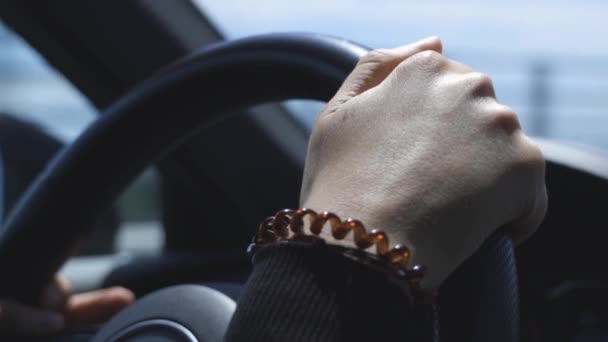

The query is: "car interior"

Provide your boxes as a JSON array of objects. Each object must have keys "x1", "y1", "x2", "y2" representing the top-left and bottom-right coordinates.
[{"x1": 0, "y1": 1, "x2": 607, "y2": 341}]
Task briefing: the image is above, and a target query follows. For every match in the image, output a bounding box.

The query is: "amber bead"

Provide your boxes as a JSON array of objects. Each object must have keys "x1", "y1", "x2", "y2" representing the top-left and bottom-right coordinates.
[
  {"x1": 310, "y1": 211, "x2": 341, "y2": 236},
  {"x1": 254, "y1": 208, "x2": 421, "y2": 283},
  {"x1": 256, "y1": 217, "x2": 277, "y2": 243},
  {"x1": 369, "y1": 229, "x2": 389, "y2": 255},
  {"x1": 289, "y1": 208, "x2": 317, "y2": 236},
  {"x1": 272, "y1": 209, "x2": 294, "y2": 238},
  {"x1": 386, "y1": 244, "x2": 410, "y2": 266}
]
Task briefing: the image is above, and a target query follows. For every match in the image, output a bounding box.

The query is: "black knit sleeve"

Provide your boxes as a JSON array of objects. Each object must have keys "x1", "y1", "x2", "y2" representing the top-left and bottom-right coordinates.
[{"x1": 224, "y1": 243, "x2": 422, "y2": 342}]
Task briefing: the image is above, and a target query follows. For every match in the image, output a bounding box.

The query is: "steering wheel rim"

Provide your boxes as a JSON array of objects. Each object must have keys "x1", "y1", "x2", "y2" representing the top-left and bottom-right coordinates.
[{"x1": 0, "y1": 33, "x2": 518, "y2": 341}]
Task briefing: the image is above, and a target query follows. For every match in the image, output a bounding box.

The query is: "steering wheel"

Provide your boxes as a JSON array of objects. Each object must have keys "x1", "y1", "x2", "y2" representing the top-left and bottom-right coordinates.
[{"x1": 0, "y1": 34, "x2": 519, "y2": 341}]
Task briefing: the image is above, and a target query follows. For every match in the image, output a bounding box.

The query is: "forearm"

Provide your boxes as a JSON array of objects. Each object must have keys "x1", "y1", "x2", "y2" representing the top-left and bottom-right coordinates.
[{"x1": 225, "y1": 243, "x2": 423, "y2": 342}]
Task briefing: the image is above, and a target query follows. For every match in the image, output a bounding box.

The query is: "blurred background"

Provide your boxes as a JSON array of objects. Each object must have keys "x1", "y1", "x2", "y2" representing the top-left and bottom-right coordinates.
[
  {"x1": 197, "y1": 0, "x2": 608, "y2": 152},
  {"x1": 0, "y1": 3, "x2": 606, "y2": 339},
  {"x1": 0, "y1": 0, "x2": 606, "y2": 255},
  {"x1": 2, "y1": 0, "x2": 608, "y2": 149}
]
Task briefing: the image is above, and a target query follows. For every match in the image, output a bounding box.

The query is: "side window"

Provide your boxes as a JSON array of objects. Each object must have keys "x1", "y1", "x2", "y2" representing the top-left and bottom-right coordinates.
[{"x1": 0, "y1": 22, "x2": 162, "y2": 256}]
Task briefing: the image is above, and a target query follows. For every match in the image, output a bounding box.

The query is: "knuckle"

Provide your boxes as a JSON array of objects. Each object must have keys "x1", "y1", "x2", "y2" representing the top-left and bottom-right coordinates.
[
  {"x1": 358, "y1": 49, "x2": 391, "y2": 66},
  {"x1": 417, "y1": 49, "x2": 442, "y2": 61},
  {"x1": 414, "y1": 50, "x2": 444, "y2": 67},
  {"x1": 524, "y1": 141, "x2": 545, "y2": 167},
  {"x1": 485, "y1": 105, "x2": 521, "y2": 131},
  {"x1": 513, "y1": 138, "x2": 546, "y2": 174},
  {"x1": 395, "y1": 49, "x2": 444, "y2": 75},
  {"x1": 467, "y1": 72, "x2": 495, "y2": 97},
  {"x1": 470, "y1": 72, "x2": 493, "y2": 88}
]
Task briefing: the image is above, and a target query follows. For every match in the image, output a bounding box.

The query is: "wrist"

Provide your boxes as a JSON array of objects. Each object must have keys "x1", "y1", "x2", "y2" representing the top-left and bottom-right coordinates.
[
  {"x1": 253, "y1": 207, "x2": 424, "y2": 289},
  {"x1": 301, "y1": 201, "x2": 443, "y2": 289},
  {"x1": 301, "y1": 196, "x2": 412, "y2": 248}
]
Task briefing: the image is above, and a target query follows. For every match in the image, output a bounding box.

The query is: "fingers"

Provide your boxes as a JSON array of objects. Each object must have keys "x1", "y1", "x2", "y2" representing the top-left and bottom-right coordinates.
[
  {"x1": 0, "y1": 275, "x2": 135, "y2": 337},
  {"x1": 456, "y1": 71, "x2": 497, "y2": 99},
  {"x1": 64, "y1": 287, "x2": 135, "y2": 326},
  {"x1": 352, "y1": 36, "x2": 443, "y2": 93},
  {"x1": 389, "y1": 48, "x2": 545, "y2": 245},
  {"x1": 392, "y1": 50, "x2": 495, "y2": 98},
  {"x1": 0, "y1": 298, "x2": 65, "y2": 336},
  {"x1": 323, "y1": 36, "x2": 442, "y2": 115},
  {"x1": 445, "y1": 58, "x2": 476, "y2": 74}
]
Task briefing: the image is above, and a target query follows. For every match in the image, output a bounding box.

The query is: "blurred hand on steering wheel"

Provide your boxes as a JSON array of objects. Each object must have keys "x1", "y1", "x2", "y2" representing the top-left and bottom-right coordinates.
[{"x1": 0, "y1": 275, "x2": 133, "y2": 336}]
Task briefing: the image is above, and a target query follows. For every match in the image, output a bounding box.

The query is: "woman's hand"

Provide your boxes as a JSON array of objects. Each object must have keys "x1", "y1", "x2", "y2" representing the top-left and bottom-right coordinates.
[
  {"x1": 0, "y1": 275, "x2": 134, "y2": 336},
  {"x1": 300, "y1": 37, "x2": 547, "y2": 289}
]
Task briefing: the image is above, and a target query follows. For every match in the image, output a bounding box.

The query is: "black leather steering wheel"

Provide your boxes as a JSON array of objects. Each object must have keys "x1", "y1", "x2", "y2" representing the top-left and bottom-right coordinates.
[{"x1": 0, "y1": 34, "x2": 519, "y2": 341}]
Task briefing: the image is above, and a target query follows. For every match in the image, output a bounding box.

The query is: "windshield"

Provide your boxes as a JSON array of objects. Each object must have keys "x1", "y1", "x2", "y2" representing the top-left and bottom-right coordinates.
[{"x1": 195, "y1": 0, "x2": 608, "y2": 152}]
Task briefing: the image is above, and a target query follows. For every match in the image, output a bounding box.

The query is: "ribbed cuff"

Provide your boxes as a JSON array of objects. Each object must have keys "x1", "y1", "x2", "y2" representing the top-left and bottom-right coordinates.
[{"x1": 225, "y1": 243, "x2": 414, "y2": 342}]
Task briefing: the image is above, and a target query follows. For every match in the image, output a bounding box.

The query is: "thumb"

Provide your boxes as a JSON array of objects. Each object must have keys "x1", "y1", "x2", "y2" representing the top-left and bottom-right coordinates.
[
  {"x1": 64, "y1": 287, "x2": 135, "y2": 326},
  {"x1": 325, "y1": 36, "x2": 442, "y2": 113}
]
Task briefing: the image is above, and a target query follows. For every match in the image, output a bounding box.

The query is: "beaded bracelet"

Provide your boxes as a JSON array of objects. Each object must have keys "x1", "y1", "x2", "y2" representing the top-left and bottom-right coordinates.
[{"x1": 248, "y1": 208, "x2": 427, "y2": 289}]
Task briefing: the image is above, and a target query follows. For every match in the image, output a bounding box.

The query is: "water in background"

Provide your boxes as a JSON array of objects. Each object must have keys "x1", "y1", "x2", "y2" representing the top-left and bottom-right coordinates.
[
  {"x1": 194, "y1": 0, "x2": 608, "y2": 153},
  {"x1": 1, "y1": 21, "x2": 607, "y2": 152},
  {"x1": 286, "y1": 50, "x2": 608, "y2": 153}
]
